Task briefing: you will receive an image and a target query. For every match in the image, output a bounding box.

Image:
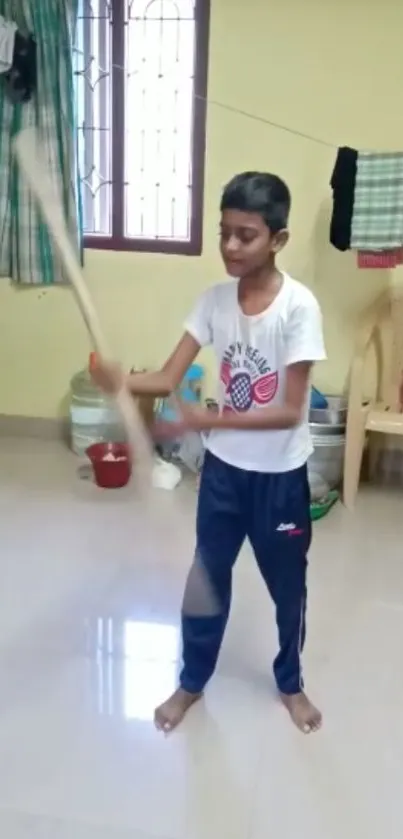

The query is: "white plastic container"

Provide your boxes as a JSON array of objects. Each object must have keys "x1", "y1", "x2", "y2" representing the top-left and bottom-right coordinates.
[
  {"x1": 69, "y1": 356, "x2": 125, "y2": 457},
  {"x1": 308, "y1": 433, "x2": 345, "y2": 496}
]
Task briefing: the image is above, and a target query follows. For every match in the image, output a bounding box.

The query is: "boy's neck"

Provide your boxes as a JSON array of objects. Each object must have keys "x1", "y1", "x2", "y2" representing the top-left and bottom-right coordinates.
[{"x1": 239, "y1": 263, "x2": 281, "y2": 294}]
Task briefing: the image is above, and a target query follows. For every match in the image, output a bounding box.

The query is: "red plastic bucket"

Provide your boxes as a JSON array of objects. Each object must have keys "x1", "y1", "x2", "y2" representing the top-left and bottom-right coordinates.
[{"x1": 86, "y1": 442, "x2": 132, "y2": 489}]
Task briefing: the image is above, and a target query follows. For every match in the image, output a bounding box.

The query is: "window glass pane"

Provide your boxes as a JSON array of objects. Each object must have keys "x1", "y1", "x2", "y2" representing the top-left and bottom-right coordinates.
[
  {"x1": 124, "y1": 0, "x2": 195, "y2": 240},
  {"x1": 75, "y1": 0, "x2": 113, "y2": 235},
  {"x1": 75, "y1": 0, "x2": 202, "y2": 245}
]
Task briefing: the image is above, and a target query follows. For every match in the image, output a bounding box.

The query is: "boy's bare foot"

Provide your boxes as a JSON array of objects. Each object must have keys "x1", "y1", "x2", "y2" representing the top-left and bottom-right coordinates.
[
  {"x1": 280, "y1": 691, "x2": 322, "y2": 733},
  {"x1": 154, "y1": 688, "x2": 202, "y2": 733}
]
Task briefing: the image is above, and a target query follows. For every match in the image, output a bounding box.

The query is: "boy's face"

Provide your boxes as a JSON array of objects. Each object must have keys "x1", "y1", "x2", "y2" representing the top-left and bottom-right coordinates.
[{"x1": 219, "y1": 209, "x2": 288, "y2": 278}]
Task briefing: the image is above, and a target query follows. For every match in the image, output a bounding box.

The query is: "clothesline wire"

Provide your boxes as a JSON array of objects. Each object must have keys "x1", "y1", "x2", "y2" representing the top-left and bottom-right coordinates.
[
  {"x1": 195, "y1": 96, "x2": 336, "y2": 149},
  {"x1": 71, "y1": 47, "x2": 337, "y2": 150}
]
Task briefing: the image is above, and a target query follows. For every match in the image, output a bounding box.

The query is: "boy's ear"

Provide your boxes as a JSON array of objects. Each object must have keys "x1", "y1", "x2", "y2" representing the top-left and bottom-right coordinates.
[{"x1": 271, "y1": 228, "x2": 289, "y2": 253}]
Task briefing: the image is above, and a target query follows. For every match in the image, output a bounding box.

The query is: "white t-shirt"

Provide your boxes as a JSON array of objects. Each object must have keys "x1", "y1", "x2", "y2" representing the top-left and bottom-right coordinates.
[{"x1": 184, "y1": 273, "x2": 326, "y2": 473}]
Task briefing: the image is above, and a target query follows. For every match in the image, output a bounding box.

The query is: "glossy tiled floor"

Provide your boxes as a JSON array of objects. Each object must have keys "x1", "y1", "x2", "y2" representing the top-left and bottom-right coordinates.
[{"x1": 1, "y1": 437, "x2": 403, "y2": 838}]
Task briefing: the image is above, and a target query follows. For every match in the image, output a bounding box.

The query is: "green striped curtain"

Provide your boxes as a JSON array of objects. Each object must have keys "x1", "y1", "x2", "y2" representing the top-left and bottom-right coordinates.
[{"x1": 0, "y1": 0, "x2": 82, "y2": 284}]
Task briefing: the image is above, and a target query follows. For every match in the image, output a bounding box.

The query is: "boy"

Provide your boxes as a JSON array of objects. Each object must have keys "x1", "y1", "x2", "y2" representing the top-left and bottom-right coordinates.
[{"x1": 93, "y1": 172, "x2": 326, "y2": 734}]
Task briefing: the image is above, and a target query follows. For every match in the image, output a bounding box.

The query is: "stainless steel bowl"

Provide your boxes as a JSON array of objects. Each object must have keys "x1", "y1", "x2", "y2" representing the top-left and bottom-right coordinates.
[
  {"x1": 309, "y1": 395, "x2": 347, "y2": 427},
  {"x1": 309, "y1": 422, "x2": 345, "y2": 437}
]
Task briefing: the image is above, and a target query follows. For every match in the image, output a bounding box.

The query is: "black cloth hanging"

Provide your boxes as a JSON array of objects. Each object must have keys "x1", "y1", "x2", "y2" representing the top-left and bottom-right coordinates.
[
  {"x1": 329, "y1": 146, "x2": 358, "y2": 252},
  {"x1": 4, "y1": 31, "x2": 36, "y2": 103}
]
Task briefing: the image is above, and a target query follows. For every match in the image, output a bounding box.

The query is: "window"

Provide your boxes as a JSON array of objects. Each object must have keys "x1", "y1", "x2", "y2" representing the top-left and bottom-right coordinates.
[{"x1": 74, "y1": 0, "x2": 210, "y2": 255}]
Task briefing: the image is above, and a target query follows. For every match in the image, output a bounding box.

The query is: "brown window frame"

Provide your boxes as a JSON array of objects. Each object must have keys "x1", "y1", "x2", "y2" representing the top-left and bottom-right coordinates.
[{"x1": 80, "y1": 0, "x2": 210, "y2": 257}]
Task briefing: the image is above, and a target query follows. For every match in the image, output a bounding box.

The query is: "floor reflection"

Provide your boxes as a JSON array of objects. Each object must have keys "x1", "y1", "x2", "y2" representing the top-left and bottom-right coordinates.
[{"x1": 93, "y1": 617, "x2": 180, "y2": 720}]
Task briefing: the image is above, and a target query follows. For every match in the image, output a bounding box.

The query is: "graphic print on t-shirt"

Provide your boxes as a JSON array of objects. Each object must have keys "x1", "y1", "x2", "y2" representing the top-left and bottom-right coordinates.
[{"x1": 220, "y1": 342, "x2": 278, "y2": 413}]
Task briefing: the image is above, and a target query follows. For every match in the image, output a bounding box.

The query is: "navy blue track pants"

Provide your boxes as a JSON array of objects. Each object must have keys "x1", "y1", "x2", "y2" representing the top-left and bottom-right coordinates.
[{"x1": 180, "y1": 451, "x2": 312, "y2": 696}]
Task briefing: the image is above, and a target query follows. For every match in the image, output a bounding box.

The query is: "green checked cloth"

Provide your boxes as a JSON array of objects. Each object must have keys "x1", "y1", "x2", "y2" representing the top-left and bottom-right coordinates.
[
  {"x1": 0, "y1": 0, "x2": 82, "y2": 285},
  {"x1": 351, "y1": 151, "x2": 403, "y2": 251}
]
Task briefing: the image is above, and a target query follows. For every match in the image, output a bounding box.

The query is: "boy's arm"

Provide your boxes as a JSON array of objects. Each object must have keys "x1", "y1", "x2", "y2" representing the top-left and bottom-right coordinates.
[
  {"x1": 92, "y1": 287, "x2": 213, "y2": 397},
  {"x1": 126, "y1": 285, "x2": 214, "y2": 396},
  {"x1": 127, "y1": 332, "x2": 201, "y2": 397},
  {"x1": 210, "y1": 361, "x2": 312, "y2": 430},
  {"x1": 183, "y1": 361, "x2": 312, "y2": 431}
]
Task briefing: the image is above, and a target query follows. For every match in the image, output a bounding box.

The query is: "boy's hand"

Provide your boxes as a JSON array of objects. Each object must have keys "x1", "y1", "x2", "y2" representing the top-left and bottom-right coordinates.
[
  {"x1": 90, "y1": 357, "x2": 125, "y2": 395},
  {"x1": 153, "y1": 404, "x2": 217, "y2": 440}
]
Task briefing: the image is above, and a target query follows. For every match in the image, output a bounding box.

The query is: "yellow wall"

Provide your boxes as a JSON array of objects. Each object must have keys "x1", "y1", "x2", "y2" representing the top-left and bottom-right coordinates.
[{"x1": 1, "y1": 0, "x2": 403, "y2": 418}]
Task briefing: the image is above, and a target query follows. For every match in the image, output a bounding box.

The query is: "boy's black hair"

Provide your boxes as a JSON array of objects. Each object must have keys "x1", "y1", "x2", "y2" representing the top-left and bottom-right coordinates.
[{"x1": 220, "y1": 171, "x2": 291, "y2": 234}]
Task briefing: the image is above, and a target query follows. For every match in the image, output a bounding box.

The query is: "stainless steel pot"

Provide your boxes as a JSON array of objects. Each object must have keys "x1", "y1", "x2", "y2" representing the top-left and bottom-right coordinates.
[{"x1": 309, "y1": 395, "x2": 347, "y2": 427}]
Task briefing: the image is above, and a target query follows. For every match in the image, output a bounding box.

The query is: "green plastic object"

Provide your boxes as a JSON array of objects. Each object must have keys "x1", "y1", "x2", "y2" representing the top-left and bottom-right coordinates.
[{"x1": 310, "y1": 490, "x2": 339, "y2": 521}]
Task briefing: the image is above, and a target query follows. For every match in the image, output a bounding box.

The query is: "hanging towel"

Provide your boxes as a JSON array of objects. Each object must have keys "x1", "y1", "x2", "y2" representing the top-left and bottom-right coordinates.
[
  {"x1": 351, "y1": 152, "x2": 403, "y2": 251},
  {"x1": 0, "y1": 15, "x2": 17, "y2": 73},
  {"x1": 357, "y1": 248, "x2": 403, "y2": 269},
  {"x1": 329, "y1": 146, "x2": 357, "y2": 251}
]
